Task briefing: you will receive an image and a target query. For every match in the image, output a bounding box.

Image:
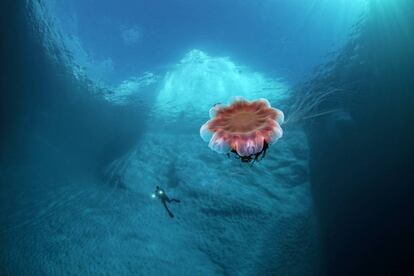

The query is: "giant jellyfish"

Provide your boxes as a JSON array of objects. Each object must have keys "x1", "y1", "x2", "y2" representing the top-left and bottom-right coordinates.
[{"x1": 200, "y1": 97, "x2": 284, "y2": 162}]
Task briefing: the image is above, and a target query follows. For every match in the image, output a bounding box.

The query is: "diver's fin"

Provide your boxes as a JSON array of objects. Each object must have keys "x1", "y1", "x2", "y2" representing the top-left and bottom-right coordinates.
[{"x1": 163, "y1": 202, "x2": 174, "y2": 218}]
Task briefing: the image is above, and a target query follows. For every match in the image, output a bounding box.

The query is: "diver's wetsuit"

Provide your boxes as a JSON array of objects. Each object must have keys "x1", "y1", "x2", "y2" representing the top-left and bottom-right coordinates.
[
  {"x1": 154, "y1": 186, "x2": 180, "y2": 218},
  {"x1": 258, "y1": 141, "x2": 269, "y2": 159}
]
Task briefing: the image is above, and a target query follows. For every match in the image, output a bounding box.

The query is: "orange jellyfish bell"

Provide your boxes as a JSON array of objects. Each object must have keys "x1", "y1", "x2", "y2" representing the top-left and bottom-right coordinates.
[{"x1": 200, "y1": 97, "x2": 284, "y2": 159}]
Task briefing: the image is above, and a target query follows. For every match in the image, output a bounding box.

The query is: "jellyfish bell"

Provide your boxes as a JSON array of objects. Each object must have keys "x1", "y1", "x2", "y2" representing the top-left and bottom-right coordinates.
[
  {"x1": 200, "y1": 97, "x2": 284, "y2": 162},
  {"x1": 209, "y1": 103, "x2": 223, "y2": 118}
]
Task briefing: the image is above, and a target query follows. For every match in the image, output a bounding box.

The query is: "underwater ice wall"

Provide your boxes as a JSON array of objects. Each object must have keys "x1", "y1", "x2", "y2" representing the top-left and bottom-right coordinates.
[
  {"x1": 2, "y1": 0, "x2": 148, "y2": 171},
  {"x1": 306, "y1": 0, "x2": 414, "y2": 274},
  {"x1": 147, "y1": 49, "x2": 290, "y2": 132},
  {"x1": 1, "y1": 4, "x2": 155, "y2": 275}
]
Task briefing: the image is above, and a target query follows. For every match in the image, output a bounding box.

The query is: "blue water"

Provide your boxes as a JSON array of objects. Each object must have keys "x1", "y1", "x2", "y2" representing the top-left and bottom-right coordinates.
[
  {"x1": 1, "y1": 0, "x2": 414, "y2": 275},
  {"x1": 51, "y1": 0, "x2": 364, "y2": 83}
]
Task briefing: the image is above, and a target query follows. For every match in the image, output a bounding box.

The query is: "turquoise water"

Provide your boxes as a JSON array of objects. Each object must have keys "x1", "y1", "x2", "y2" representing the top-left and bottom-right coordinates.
[{"x1": 1, "y1": 0, "x2": 414, "y2": 275}]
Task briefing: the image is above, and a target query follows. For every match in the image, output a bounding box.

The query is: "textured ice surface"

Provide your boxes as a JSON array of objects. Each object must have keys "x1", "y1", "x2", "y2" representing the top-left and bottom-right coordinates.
[
  {"x1": 104, "y1": 72, "x2": 160, "y2": 104},
  {"x1": 101, "y1": 128, "x2": 317, "y2": 274},
  {"x1": 0, "y1": 128, "x2": 318, "y2": 275}
]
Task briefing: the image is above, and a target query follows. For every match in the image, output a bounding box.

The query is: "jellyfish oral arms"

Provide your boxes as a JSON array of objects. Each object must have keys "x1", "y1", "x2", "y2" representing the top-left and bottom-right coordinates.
[{"x1": 200, "y1": 98, "x2": 284, "y2": 162}]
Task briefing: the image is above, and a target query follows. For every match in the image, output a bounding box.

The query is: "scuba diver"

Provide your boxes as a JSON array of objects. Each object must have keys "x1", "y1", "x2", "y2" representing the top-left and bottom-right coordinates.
[
  {"x1": 152, "y1": 186, "x2": 180, "y2": 218},
  {"x1": 227, "y1": 141, "x2": 269, "y2": 163}
]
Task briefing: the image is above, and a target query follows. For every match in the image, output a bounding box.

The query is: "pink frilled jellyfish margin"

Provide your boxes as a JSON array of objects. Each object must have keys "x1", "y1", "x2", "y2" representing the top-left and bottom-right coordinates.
[{"x1": 200, "y1": 98, "x2": 284, "y2": 156}]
